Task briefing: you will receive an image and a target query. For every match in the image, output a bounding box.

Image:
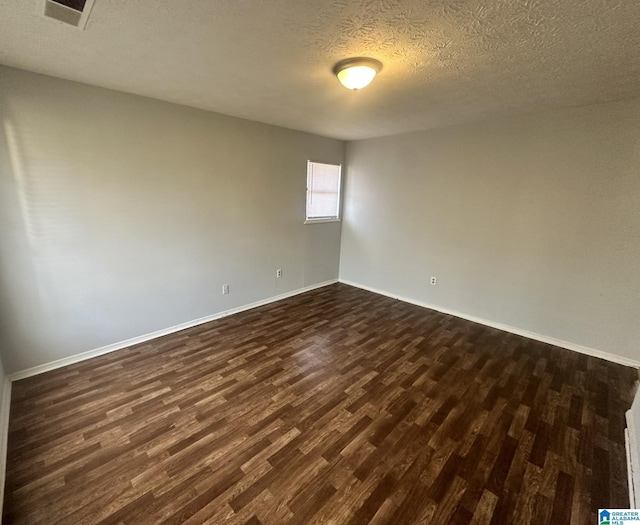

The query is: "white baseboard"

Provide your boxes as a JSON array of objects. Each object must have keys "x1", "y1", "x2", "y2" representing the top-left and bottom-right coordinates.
[
  {"x1": 14, "y1": 277, "x2": 635, "y2": 379},
  {"x1": 339, "y1": 279, "x2": 640, "y2": 369},
  {"x1": 9, "y1": 279, "x2": 338, "y2": 381},
  {"x1": 626, "y1": 424, "x2": 636, "y2": 507},
  {"x1": 627, "y1": 385, "x2": 640, "y2": 508},
  {"x1": 0, "y1": 375, "x2": 12, "y2": 517}
]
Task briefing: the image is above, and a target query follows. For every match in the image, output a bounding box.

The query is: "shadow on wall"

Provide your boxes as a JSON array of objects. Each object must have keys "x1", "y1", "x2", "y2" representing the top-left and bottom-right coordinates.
[{"x1": 0, "y1": 99, "x2": 47, "y2": 372}]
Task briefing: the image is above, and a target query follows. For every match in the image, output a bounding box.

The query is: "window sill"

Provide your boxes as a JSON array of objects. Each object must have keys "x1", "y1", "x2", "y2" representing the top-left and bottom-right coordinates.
[{"x1": 304, "y1": 218, "x2": 341, "y2": 225}]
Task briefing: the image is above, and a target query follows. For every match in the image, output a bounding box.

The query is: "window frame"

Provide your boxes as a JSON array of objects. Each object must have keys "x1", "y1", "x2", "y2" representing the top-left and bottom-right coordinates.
[{"x1": 304, "y1": 160, "x2": 342, "y2": 224}]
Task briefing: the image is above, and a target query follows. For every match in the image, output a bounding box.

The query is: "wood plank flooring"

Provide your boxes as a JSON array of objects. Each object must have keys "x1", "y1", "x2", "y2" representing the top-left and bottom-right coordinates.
[{"x1": 3, "y1": 283, "x2": 638, "y2": 524}]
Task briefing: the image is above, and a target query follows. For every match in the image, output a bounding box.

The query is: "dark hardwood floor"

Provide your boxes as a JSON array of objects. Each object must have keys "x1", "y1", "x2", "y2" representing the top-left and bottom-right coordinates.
[{"x1": 3, "y1": 283, "x2": 637, "y2": 524}]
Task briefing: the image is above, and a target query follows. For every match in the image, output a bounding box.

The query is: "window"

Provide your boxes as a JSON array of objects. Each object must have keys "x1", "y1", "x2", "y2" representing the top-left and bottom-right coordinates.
[{"x1": 305, "y1": 161, "x2": 341, "y2": 223}]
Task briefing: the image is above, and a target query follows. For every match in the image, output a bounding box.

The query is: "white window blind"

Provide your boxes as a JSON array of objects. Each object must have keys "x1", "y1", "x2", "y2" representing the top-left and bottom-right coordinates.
[{"x1": 306, "y1": 161, "x2": 341, "y2": 221}]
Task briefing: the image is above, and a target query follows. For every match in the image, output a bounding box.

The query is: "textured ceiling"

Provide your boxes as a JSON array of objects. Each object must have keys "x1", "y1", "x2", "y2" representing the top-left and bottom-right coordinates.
[{"x1": 0, "y1": 0, "x2": 639, "y2": 140}]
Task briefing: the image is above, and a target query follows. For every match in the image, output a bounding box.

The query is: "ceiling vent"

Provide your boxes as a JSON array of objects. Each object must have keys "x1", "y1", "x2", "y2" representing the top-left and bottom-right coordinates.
[{"x1": 43, "y1": 0, "x2": 96, "y2": 30}]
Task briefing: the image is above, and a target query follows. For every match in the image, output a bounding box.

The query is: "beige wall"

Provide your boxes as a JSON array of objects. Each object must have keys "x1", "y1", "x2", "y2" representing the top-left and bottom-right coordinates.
[
  {"x1": 0, "y1": 66, "x2": 344, "y2": 374},
  {"x1": 2, "y1": 64, "x2": 638, "y2": 373},
  {"x1": 340, "y1": 98, "x2": 640, "y2": 363}
]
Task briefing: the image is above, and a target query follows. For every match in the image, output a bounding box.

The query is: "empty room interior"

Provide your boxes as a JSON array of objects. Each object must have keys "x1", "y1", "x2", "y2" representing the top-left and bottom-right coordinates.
[{"x1": 1, "y1": 0, "x2": 640, "y2": 523}]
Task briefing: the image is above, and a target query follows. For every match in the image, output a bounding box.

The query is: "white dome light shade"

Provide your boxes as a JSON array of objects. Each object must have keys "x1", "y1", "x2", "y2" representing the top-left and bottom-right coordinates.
[
  {"x1": 333, "y1": 58, "x2": 383, "y2": 90},
  {"x1": 337, "y1": 66, "x2": 376, "y2": 90}
]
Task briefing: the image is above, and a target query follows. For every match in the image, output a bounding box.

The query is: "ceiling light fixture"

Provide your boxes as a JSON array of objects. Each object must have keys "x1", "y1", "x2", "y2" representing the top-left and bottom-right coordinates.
[{"x1": 333, "y1": 57, "x2": 383, "y2": 90}]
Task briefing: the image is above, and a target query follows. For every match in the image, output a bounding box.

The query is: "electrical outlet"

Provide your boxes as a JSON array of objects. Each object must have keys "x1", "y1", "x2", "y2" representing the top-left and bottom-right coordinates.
[
  {"x1": 276, "y1": 269, "x2": 282, "y2": 278},
  {"x1": 430, "y1": 276, "x2": 437, "y2": 286},
  {"x1": 222, "y1": 284, "x2": 229, "y2": 295}
]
